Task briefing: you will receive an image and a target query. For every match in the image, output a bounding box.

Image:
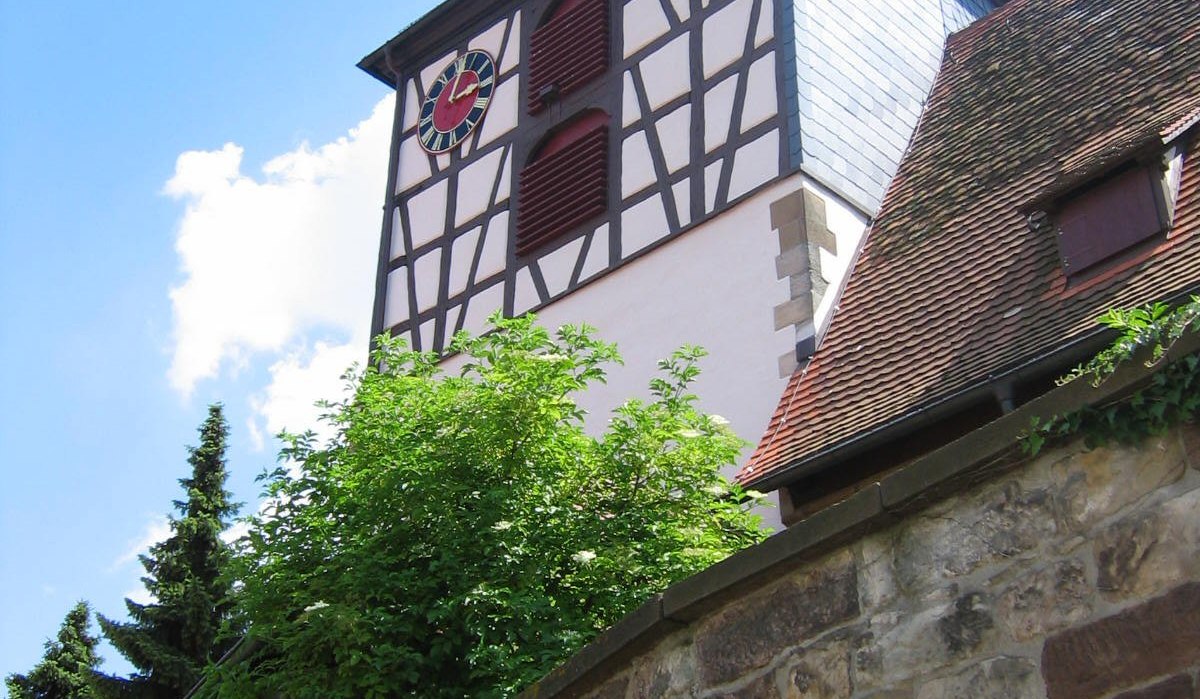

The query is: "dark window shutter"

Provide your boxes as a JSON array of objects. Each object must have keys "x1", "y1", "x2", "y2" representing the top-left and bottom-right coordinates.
[
  {"x1": 516, "y1": 115, "x2": 609, "y2": 256},
  {"x1": 527, "y1": 0, "x2": 610, "y2": 115},
  {"x1": 1057, "y1": 165, "x2": 1166, "y2": 276}
]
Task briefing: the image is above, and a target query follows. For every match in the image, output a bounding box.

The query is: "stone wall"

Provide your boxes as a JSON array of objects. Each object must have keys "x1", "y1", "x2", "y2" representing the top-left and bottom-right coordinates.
[{"x1": 523, "y1": 424, "x2": 1200, "y2": 699}]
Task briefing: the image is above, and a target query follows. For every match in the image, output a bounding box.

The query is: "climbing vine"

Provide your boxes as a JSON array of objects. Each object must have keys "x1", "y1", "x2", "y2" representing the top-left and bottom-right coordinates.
[{"x1": 1022, "y1": 295, "x2": 1200, "y2": 455}]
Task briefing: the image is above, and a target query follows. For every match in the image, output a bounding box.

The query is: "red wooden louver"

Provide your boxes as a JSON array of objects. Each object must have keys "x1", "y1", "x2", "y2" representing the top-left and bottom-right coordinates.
[
  {"x1": 516, "y1": 122, "x2": 609, "y2": 256},
  {"x1": 527, "y1": 0, "x2": 610, "y2": 115},
  {"x1": 1056, "y1": 165, "x2": 1166, "y2": 276}
]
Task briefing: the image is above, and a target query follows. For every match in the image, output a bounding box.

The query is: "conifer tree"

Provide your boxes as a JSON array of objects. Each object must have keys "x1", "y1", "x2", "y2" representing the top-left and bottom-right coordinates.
[
  {"x1": 97, "y1": 404, "x2": 239, "y2": 699},
  {"x1": 6, "y1": 602, "x2": 101, "y2": 699}
]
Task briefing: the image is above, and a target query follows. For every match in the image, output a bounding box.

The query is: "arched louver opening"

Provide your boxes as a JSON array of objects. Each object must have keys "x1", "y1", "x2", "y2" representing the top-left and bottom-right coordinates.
[
  {"x1": 516, "y1": 110, "x2": 610, "y2": 256},
  {"x1": 527, "y1": 0, "x2": 610, "y2": 114}
]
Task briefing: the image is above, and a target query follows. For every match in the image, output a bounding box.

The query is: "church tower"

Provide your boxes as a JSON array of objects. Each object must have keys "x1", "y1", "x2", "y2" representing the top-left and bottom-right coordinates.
[{"x1": 359, "y1": 0, "x2": 996, "y2": 500}]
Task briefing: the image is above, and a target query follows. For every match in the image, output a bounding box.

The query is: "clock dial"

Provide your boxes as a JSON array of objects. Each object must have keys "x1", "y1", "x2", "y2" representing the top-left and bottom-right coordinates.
[{"x1": 418, "y1": 50, "x2": 496, "y2": 154}]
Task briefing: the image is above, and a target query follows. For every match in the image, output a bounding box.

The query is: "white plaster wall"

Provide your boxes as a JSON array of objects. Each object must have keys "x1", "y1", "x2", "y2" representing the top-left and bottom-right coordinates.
[
  {"x1": 477, "y1": 76, "x2": 519, "y2": 149},
  {"x1": 498, "y1": 11, "x2": 521, "y2": 74},
  {"x1": 728, "y1": 129, "x2": 779, "y2": 201},
  {"x1": 455, "y1": 146, "x2": 507, "y2": 227},
  {"x1": 657, "y1": 104, "x2": 691, "y2": 174},
  {"x1": 703, "y1": 0, "x2": 755, "y2": 78},
  {"x1": 640, "y1": 34, "x2": 691, "y2": 110},
  {"x1": 705, "y1": 75, "x2": 739, "y2": 153},
  {"x1": 413, "y1": 247, "x2": 442, "y2": 313},
  {"x1": 622, "y1": 131, "x2": 657, "y2": 199},
  {"x1": 621, "y1": 193, "x2": 670, "y2": 256},
  {"x1": 407, "y1": 179, "x2": 448, "y2": 248},
  {"x1": 803, "y1": 176, "x2": 870, "y2": 335},
  {"x1": 623, "y1": 0, "x2": 672, "y2": 58},
  {"x1": 468, "y1": 16, "x2": 507, "y2": 58},
  {"x1": 444, "y1": 176, "x2": 804, "y2": 529},
  {"x1": 384, "y1": 267, "x2": 410, "y2": 329},
  {"x1": 540, "y1": 235, "x2": 588, "y2": 296}
]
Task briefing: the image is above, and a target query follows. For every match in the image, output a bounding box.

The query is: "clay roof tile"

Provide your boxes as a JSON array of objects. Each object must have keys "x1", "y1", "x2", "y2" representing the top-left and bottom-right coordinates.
[{"x1": 740, "y1": 0, "x2": 1200, "y2": 490}]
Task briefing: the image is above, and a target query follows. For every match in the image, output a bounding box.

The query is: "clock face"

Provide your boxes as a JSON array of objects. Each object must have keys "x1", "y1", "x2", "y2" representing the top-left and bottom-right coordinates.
[{"x1": 418, "y1": 50, "x2": 496, "y2": 154}]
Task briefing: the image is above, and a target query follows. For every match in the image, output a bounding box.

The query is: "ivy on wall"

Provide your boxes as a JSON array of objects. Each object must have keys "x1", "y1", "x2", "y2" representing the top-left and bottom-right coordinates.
[{"x1": 1023, "y1": 295, "x2": 1200, "y2": 455}]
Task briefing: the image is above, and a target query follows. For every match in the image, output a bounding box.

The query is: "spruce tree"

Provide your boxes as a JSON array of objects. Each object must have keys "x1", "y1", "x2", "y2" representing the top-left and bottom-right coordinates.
[
  {"x1": 6, "y1": 602, "x2": 101, "y2": 699},
  {"x1": 97, "y1": 404, "x2": 239, "y2": 699}
]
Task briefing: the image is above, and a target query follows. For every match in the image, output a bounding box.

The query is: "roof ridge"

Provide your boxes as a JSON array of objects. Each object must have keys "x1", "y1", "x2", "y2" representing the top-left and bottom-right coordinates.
[{"x1": 945, "y1": 0, "x2": 1032, "y2": 52}]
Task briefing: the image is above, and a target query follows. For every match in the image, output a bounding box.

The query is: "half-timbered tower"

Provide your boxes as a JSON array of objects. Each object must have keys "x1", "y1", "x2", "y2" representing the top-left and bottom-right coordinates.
[{"x1": 359, "y1": 0, "x2": 997, "y2": 503}]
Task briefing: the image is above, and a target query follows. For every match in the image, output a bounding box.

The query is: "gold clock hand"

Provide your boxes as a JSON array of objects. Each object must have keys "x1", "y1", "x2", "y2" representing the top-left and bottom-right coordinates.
[
  {"x1": 453, "y1": 81, "x2": 479, "y2": 101},
  {"x1": 448, "y1": 55, "x2": 466, "y2": 103}
]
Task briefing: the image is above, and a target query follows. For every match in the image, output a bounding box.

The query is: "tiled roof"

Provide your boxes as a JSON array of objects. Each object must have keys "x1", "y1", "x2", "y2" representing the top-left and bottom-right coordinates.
[{"x1": 739, "y1": 0, "x2": 1200, "y2": 489}]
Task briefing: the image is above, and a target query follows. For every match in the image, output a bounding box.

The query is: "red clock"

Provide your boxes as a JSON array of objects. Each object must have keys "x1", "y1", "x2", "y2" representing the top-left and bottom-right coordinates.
[{"x1": 418, "y1": 50, "x2": 497, "y2": 154}]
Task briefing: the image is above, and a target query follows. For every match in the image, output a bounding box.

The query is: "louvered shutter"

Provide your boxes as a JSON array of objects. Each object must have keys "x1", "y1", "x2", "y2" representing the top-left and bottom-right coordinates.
[
  {"x1": 1057, "y1": 165, "x2": 1166, "y2": 276},
  {"x1": 527, "y1": 0, "x2": 610, "y2": 114},
  {"x1": 516, "y1": 120, "x2": 609, "y2": 256}
]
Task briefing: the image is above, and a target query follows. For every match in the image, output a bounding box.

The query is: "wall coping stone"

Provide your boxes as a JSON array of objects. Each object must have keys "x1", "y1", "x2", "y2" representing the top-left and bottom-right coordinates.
[{"x1": 517, "y1": 329, "x2": 1200, "y2": 699}]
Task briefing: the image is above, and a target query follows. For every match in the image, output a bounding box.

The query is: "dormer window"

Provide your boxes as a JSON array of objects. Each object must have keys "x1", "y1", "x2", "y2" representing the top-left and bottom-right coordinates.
[
  {"x1": 516, "y1": 109, "x2": 610, "y2": 256},
  {"x1": 527, "y1": 0, "x2": 610, "y2": 114},
  {"x1": 1028, "y1": 137, "x2": 1190, "y2": 282},
  {"x1": 1055, "y1": 163, "x2": 1171, "y2": 278}
]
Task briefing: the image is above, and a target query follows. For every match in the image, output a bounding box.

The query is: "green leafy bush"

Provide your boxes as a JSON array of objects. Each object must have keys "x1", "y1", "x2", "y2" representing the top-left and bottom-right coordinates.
[
  {"x1": 207, "y1": 315, "x2": 767, "y2": 698},
  {"x1": 1060, "y1": 295, "x2": 1200, "y2": 387},
  {"x1": 1023, "y1": 295, "x2": 1200, "y2": 455}
]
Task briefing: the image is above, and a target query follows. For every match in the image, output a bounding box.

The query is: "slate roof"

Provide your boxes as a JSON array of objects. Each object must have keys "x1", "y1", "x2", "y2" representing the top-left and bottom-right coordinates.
[{"x1": 739, "y1": 0, "x2": 1200, "y2": 489}]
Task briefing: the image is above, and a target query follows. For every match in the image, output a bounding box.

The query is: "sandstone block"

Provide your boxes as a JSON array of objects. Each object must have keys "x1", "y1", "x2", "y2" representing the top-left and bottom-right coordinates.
[
  {"x1": 995, "y1": 559, "x2": 1092, "y2": 642},
  {"x1": 1041, "y1": 582, "x2": 1200, "y2": 699},
  {"x1": 776, "y1": 248, "x2": 809, "y2": 278},
  {"x1": 775, "y1": 297, "x2": 814, "y2": 330},
  {"x1": 893, "y1": 480, "x2": 1056, "y2": 594},
  {"x1": 855, "y1": 590, "x2": 997, "y2": 688},
  {"x1": 629, "y1": 636, "x2": 695, "y2": 699},
  {"x1": 1051, "y1": 435, "x2": 1185, "y2": 533},
  {"x1": 1110, "y1": 675, "x2": 1195, "y2": 699},
  {"x1": 936, "y1": 591, "x2": 995, "y2": 656},
  {"x1": 780, "y1": 637, "x2": 852, "y2": 699},
  {"x1": 1180, "y1": 422, "x2": 1200, "y2": 471},
  {"x1": 695, "y1": 557, "x2": 858, "y2": 688},
  {"x1": 770, "y1": 190, "x2": 807, "y2": 229},
  {"x1": 858, "y1": 532, "x2": 898, "y2": 611},
  {"x1": 1093, "y1": 487, "x2": 1200, "y2": 600},
  {"x1": 914, "y1": 657, "x2": 1045, "y2": 699},
  {"x1": 707, "y1": 672, "x2": 778, "y2": 699},
  {"x1": 584, "y1": 673, "x2": 629, "y2": 699}
]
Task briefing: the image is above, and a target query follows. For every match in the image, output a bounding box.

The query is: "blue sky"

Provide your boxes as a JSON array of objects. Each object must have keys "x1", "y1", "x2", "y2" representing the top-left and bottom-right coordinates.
[{"x1": 0, "y1": 0, "x2": 439, "y2": 683}]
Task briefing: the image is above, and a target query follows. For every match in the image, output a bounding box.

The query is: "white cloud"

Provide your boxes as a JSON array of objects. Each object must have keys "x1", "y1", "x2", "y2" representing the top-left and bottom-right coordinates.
[
  {"x1": 165, "y1": 95, "x2": 393, "y2": 398},
  {"x1": 111, "y1": 515, "x2": 171, "y2": 571},
  {"x1": 221, "y1": 520, "x2": 251, "y2": 545},
  {"x1": 124, "y1": 584, "x2": 156, "y2": 607},
  {"x1": 246, "y1": 417, "x2": 266, "y2": 452},
  {"x1": 248, "y1": 340, "x2": 362, "y2": 448}
]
